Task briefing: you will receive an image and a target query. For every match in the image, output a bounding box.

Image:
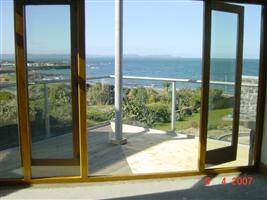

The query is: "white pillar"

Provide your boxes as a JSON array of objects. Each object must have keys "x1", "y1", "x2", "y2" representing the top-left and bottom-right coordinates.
[
  {"x1": 171, "y1": 82, "x2": 176, "y2": 132},
  {"x1": 110, "y1": 0, "x2": 127, "y2": 144}
]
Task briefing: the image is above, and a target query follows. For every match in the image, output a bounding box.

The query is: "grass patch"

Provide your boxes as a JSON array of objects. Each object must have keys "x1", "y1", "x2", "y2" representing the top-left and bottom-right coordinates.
[
  {"x1": 207, "y1": 108, "x2": 232, "y2": 130},
  {"x1": 154, "y1": 108, "x2": 232, "y2": 132}
]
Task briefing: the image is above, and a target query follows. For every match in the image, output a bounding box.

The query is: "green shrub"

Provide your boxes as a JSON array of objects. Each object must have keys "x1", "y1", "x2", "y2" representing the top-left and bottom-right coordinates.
[
  {"x1": 0, "y1": 99, "x2": 17, "y2": 126},
  {"x1": 127, "y1": 88, "x2": 148, "y2": 103},
  {"x1": 159, "y1": 91, "x2": 172, "y2": 103},
  {"x1": 0, "y1": 91, "x2": 15, "y2": 101},
  {"x1": 175, "y1": 89, "x2": 193, "y2": 120},
  {"x1": 176, "y1": 89, "x2": 201, "y2": 110},
  {"x1": 127, "y1": 87, "x2": 159, "y2": 104},
  {"x1": 0, "y1": 91, "x2": 17, "y2": 126},
  {"x1": 147, "y1": 103, "x2": 171, "y2": 123},
  {"x1": 191, "y1": 89, "x2": 201, "y2": 111},
  {"x1": 88, "y1": 110, "x2": 110, "y2": 122},
  {"x1": 127, "y1": 88, "x2": 138, "y2": 100},
  {"x1": 146, "y1": 88, "x2": 159, "y2": 103},
  {"x1": 48, "y1": 84, "x2": 72, "y2": 123},
  {"x1": 87, "y1": 106, "x2": 114, "y2": 122},
  {"x1": 147, "y1": 95, "x2": 156, "y2": 104},
  {"x1": 28, "y1": 85, "x2": 44, "y2": 100},
  {"x1": 123, "y1": 99, "x2": 156, "y2": 127},
  {"x1": 87, "y1": 83, "x2": 114, "y2": 105},
  {"x1": 49, "y1": 84, "x2": 72, "y2": 105}
]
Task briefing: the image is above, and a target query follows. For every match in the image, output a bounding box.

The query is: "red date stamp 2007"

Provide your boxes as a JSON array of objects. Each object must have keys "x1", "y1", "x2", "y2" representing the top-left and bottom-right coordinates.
[{"x1": 204, "y1": 176, "x2": 253, "y2": 185}]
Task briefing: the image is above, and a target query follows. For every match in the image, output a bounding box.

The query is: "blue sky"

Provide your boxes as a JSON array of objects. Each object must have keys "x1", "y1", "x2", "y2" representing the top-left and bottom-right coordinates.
[
  {"x1": 211, "y1": 10, "x2": 238, "y2": 59},
  {"x1": 0, "y1": 0, "x2": 262, "y2": 58}
]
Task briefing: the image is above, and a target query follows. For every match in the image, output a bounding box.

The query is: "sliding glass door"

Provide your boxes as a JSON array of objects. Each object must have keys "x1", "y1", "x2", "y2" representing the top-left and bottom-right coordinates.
[
  {"x1": 1, "y1": 0, "x2": 263, "y2": 183},
  {"x1": 13, "y1": 0, "x2": 82, "y2": 178}
]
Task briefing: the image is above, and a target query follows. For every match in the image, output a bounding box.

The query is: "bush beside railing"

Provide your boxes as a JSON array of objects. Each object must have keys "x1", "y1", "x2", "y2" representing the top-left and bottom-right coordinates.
[{"x1": 0, "y1": 75, "x2": 258, "y2": 150}]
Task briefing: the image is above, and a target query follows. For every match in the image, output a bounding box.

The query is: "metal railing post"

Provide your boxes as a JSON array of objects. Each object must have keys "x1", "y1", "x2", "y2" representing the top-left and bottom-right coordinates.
[
  {"x1": 171, "y1": 81, "x2": 176, "y2": 132},
  {"x1": 44, "y1": 82, "x2": 50, "y2": 138}
]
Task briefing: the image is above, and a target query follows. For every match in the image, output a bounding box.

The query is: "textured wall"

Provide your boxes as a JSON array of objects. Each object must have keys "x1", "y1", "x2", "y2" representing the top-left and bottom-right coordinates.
[{"x1": 240, "y1": 76, "x2": 258, "y2": 122}]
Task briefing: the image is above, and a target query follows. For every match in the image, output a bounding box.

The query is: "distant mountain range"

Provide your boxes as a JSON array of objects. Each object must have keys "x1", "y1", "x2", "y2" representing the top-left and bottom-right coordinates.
[
  {"x1": 0, "y1": 54, "x2": 258, "y2": 61},
  {"x1": 1, "y1": 54, "x2": 184, "y2": 62}
]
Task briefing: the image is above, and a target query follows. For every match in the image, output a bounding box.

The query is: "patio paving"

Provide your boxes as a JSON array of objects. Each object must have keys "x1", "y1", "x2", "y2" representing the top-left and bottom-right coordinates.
[
  {"x1": 0, "y1": 123, "x2": 250, "y2": 178},
  {"x1": 90, "y1": 123, "x2": 199, "y2": 175}
]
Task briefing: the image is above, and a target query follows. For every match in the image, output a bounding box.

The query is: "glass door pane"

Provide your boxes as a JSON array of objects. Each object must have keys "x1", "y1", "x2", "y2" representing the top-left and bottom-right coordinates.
[
  {"x1": 0, "y1": 0, "x2": 22, "y2": 179},
  {"x1": 205, "y1": 3, "x2": 244, "y2": 168},
  {"x1": 207, "y1": 11, "x2": 238, "y2": 152},
  {"x1": 25, "y1": 5, "x2": 79, "y2": 177}
]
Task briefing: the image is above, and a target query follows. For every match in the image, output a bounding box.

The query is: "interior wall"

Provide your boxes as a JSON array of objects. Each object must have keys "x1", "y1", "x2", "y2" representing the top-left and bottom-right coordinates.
[
  {"x1": 260, "y1": 4, "x2": 267, "y2": 167},
  {"x1": 261, "y1": 80, "x2": 267, "y2": 165}
]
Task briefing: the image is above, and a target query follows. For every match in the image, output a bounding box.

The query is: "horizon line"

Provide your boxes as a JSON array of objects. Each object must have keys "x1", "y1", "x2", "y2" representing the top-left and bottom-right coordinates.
[{"x1": 0, "y1": 53, "x2": 260, "y2": 60}]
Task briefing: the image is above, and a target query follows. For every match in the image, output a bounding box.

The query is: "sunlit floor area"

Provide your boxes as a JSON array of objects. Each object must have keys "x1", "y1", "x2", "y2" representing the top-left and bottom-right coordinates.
[
  {"x1": 89, "y1": 123, "x2": 199, "y2": 175},
  {"x1": 1, "y1": 173, "x2": 267, "y2": 199},
  {"x1": 0, "y1": 123, "x2": 251, "y2": 178}
]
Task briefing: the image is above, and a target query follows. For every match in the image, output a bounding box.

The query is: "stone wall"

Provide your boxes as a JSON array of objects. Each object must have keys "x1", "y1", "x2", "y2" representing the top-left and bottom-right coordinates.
[{"x1": 240, "y1": 75, "x2": 258, "y2": 122}]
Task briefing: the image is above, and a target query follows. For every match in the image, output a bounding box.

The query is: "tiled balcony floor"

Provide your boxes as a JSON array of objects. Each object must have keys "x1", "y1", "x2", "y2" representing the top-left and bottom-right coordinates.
[{"x1": 0, "y1": 123, "x2": 250, "y2": 178}]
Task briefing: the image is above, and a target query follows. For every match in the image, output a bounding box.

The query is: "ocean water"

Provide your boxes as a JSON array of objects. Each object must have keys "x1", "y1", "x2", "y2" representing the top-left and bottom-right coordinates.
[
  {"x1": 85, "y1": 57, "x2": 259, "y2": 89},
  {"x1": 1, "y1": 55, "x2": 260, "y2": 89}
]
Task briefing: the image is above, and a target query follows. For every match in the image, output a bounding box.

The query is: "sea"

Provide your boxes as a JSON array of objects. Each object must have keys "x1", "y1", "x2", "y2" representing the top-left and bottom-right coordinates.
[
  {"x1": 0, "y1": 54, "x2": 260, "y2": 90},
  {"x1": 84, "y1": 57, "x2": 259, "y2": 90}
]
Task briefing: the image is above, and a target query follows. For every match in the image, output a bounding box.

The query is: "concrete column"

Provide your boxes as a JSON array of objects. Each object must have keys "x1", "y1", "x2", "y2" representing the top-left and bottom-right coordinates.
[
  {"x1": 110, "y1": 0, "x2": 127, "y2": 144},
  {"x1": 171, "y1": 82, "x2": 176, "y2": 132}
]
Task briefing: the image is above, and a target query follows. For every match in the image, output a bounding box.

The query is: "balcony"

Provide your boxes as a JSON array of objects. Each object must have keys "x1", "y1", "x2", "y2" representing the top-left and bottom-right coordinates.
[
  {"x1": 0, "y1": 75, "x2": 257, "y2": 177},
  {"x1": 1, "y1": 1, "x2": 267, "y2": 196}
]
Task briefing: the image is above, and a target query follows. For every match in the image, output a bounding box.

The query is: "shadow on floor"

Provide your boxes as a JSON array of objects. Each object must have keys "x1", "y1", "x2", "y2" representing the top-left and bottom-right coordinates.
[
  {"x1": 105, "y1": 173, "x2": 267, "y2": 200},
  {"x1": 0, "y1": 184, "x2": 31, "y2": 198}
]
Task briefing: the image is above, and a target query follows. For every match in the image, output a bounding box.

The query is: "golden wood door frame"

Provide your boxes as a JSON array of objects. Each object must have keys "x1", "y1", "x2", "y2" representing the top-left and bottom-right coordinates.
[
  {"x1": 13, "y1": 0, "x2": 87, "y2": 177},
  {"x1": 1, "y1": 0, "x2": 266, "y2": 184},
  {"x1": 14, "y1": 0, "x2": 32, "y2": 181},
  {"x1": 200, "y1": 1, "x2": 244, "y2": 166},
  {"x1": 199, "y1": 0, "x2": 267, "y2": 172}
]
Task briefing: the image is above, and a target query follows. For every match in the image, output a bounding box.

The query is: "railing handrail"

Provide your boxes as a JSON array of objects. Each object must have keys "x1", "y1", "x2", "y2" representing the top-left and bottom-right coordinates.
[
  {"x1": 109, "y1": 75, "x2": 202, "y2": 84},
  {"x1": 0, "y1": 74, "x2": 259, "y2": 134},
  {"x1": 0, "y1": 74, "x2": 258, "y2": 89},
  {"x1": 109, "y1": 75, "x2": 258, "y2": 87}
]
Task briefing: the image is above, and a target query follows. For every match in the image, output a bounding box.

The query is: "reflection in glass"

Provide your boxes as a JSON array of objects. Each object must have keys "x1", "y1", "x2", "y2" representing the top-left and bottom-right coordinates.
[
  {"x1": 25, "y1": 5, "x2": 79, "y2": 177},
  {"x1": 0, "y1": 0, "x2": 22, "y2": 179},
  {"x1": 206, "y1": 11, "x2": 238, "y2": 165},
  {"x1": 206, "y1": 7, "x2": 261, "y2": 168}
]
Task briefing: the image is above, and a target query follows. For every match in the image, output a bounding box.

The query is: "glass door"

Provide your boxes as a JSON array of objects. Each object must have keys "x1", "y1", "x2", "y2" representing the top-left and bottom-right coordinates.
[
  {"x1": 203, "y1": 2, "x2": 244, "y2": 167},
  {"x1": 14, "y1": 0, "x2": 80, "y2": 178}
]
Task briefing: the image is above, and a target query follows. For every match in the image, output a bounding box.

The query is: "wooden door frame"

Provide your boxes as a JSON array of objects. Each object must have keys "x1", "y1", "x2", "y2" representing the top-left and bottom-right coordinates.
[
  {"x1": 1, "y1": 0, "x2": 266, "y2": 184},
  {"x1": 13, "y1": 0, "x2": 87, "y2": 179},
  {"x1": 199, "y1": 1, "x2": 244, "y2": 166}
]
